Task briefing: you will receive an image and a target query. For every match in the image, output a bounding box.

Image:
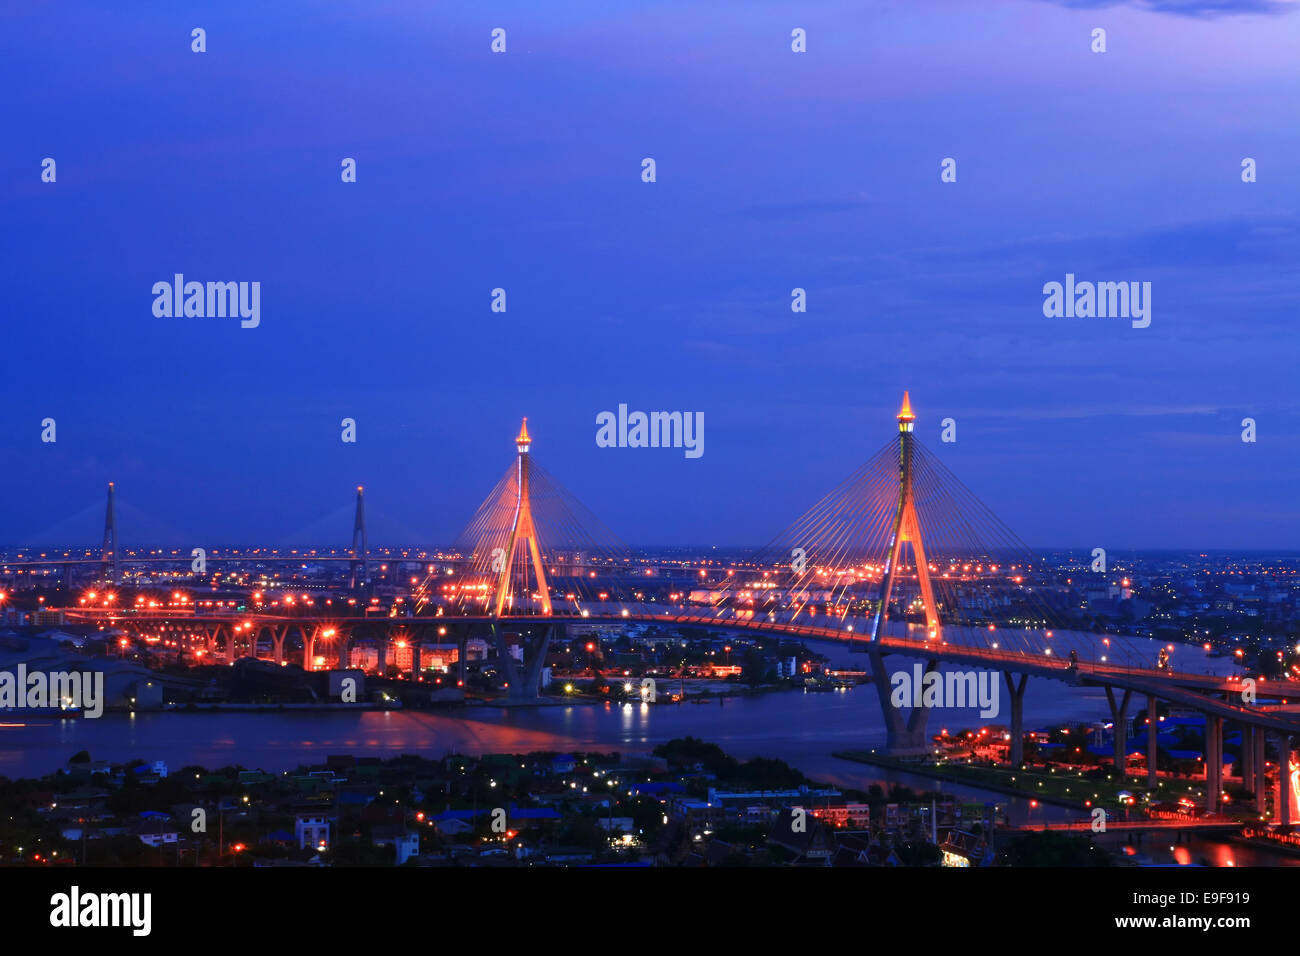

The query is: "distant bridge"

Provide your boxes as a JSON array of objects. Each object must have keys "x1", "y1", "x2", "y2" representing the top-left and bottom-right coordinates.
[{"x1": 29, "y1": 398, "x2": 1300, "y2": 824}]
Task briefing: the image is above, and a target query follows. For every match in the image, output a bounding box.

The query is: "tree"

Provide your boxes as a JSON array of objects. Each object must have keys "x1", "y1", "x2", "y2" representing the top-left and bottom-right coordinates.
[
  {"x1": 894, "y1": 841, "x2": 942, "y2": 866},
  {"x1": 998, "y1": 831, "x2": 1114, "y2": 867}
]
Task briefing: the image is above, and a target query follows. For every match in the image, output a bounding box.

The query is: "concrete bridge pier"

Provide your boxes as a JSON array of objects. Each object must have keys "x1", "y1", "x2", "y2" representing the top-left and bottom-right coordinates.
[
  {"x1": 201, "y1": 625, "x2": 218, "y2": 660},
  {"x1": 869, "y1": 648, "x2": 937, "y2": 756},
  {"x1": 1254, "y1": 728, "x2": 1268, "y2": 813},
  {"x1": 492, "y1": 623, "x2": 557, "y2": 699},
  {"x1": 1242, "y1": 724, "x2": 1255, "y2": 793},
  {"x1": 1105, "y1": 687, "x2": 1132, "y2": 778},
  {"x1": 1276, "y1": 734, "x2": 1294, "y2": 825},
  {"x1": 1003, "y1": 672, "x2": 1027, "y2": 767},
  {"x1": 490, "y1": 624, "x2": 520, "y2": 691},
  {"x1": 270, "y1": 625, "x2": 288, "y2": 666},
  {"x1": 248, "y1": 626, "x2": 262, "y2": 660},
  {"x1": 1146, "y1": 694, "x2": 1159, "y2": 791},
  {"x1": 518, "y1": 624, "x2": 556, "y2": 698},
  {"x1": 1205, "y1": 713, "x2": 1223, "y2": 813},
  {"x1": 411, "y1": 645, "x2": 421, "y2": 681},
  {"x1": 302, "y1": 625, "x2": 318, "y2": 671}
]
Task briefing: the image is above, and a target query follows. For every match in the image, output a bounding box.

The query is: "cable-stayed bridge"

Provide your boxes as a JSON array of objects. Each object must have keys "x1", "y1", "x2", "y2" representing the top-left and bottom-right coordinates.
[{"x1": 13, "y1": 397, "x2": 1300, "y2": 821}]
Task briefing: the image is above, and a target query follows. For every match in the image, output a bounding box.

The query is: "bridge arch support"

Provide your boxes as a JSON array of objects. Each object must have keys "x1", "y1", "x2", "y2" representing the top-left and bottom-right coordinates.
[{"x1": 868, "y1": 648, "x2": 937, "y2": 756}]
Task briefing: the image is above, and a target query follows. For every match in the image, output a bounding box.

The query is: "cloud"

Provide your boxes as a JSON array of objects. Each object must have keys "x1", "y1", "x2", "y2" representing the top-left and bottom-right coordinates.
[
  {"x1": 1035, "y1": 0, "x2": 1299, "y2": 17},
  {"x1": 918, "y1": 215, "x2": 1300, "y2": 272}
]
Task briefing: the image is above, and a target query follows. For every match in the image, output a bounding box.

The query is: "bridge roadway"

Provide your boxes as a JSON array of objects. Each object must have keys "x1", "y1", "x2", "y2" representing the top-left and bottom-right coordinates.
[
  {"x1": 1013, "y1": 819, "x2": 1242, "y2": 832},
  {"x1": 1, "y1": 553, "x2": 447, "y2": 567}
]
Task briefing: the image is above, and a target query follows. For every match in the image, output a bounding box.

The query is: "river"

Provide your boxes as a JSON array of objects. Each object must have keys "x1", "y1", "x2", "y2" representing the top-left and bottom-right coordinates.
[{"x1": 2, "y1": 640, "x2": 1277, "y2": 853}]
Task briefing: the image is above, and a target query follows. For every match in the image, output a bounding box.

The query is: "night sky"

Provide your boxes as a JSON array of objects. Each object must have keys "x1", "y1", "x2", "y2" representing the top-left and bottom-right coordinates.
[{"x1": 2, "y1": 1, "x2": 1297, "y2": 549}]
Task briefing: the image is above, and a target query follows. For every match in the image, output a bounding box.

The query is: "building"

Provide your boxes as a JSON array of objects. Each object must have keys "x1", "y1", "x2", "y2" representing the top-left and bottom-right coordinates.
[
  {"x1": 811, "y1": 802, "x2": 872, "y2": 829},
  {"x1": 371, "y1": 824, "x2": 419, "y2": 864},
  {"x1": 551, "y1": 754, "x2": 577, "y2": 774},
  {"x1": 767, "y1": 808, "x2": 833, "y2": 862},
  {"x1": 135, "y1": 818, "x2": 179, "y2": 847},
  {"x1": 671, "y1": 798, "x2": 723, "y2": 832},
  {"x1": 295, "y1": 811, "x2": 331, "y2": 850}
]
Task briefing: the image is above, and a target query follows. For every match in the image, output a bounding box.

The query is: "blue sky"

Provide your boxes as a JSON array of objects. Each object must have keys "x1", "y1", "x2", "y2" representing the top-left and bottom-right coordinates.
[{"x1": 1, "y1": 0, "x2": 1297, "y2": 548}]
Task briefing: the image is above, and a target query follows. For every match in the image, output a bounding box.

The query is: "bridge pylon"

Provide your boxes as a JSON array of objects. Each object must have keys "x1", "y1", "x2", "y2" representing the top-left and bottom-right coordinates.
[
  {"x1": 869, "y1": 392, "x2": 941, "y2": 644},
  {"x1": 492, "y1": 419, "x2": 552, "y2": 618},
  {"x1": 436, "y1": 416, "x2": 629, "y2": 695},
  {"x1": 350, "y1": 485, "x2": 369, "y2": 590},
  {"x1": 101, "y1": 481, "x2": 119, "y2": 585},
  {"x1": 867, "y1": 393, "x2": 943, "y2": 755}
]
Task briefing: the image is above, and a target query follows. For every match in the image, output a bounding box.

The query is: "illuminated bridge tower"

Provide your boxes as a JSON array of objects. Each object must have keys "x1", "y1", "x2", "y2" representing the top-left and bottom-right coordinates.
[
  {"x1": 101, "y1": 481, "x2": 119, "y2": 585},
  {"x1": 349, "y1": 485, "x2": 369, "y2": 590},
  {"x1": 869, "y1": 391, "x2": 941, "y2": 644},
  {"x1": 493, "y1": 418, "x2": 553, "y2": 618},
  {"x1": 867, "y1": 393, "x2": 943, "y2": 755}
]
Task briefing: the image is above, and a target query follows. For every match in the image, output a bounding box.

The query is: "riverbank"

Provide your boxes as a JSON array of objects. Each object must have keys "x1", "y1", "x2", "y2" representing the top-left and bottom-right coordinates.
[{"x1": 833, "y1": 750, "x2": 1174, "y2": 812}]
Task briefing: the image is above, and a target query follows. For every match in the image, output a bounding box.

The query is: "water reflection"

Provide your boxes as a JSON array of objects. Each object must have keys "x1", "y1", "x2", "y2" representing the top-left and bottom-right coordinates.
[{"x1": 0, "y1": 637, "x2": 1280, "y2": 863}]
